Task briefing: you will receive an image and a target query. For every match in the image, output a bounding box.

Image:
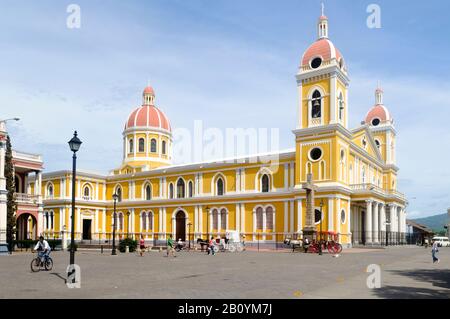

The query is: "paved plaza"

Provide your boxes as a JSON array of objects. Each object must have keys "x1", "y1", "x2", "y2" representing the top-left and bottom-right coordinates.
[{"x1": 0, "y1": 246, "x2": 449, "y2": 299}]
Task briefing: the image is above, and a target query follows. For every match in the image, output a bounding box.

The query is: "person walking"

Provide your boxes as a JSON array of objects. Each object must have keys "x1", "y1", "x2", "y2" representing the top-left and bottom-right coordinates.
[
  {"x1": 207, "y1": 236, "x2": 215, "y2": 255},
  {"x1": 431, "y1": 239, "x2": 440, "y2": 263},
  {"x1": 139, "y1": 235, "x2": 146, "y2": 257},
  {"x1": 166, "y1": 234, "x2": 176, "y2": 257}
]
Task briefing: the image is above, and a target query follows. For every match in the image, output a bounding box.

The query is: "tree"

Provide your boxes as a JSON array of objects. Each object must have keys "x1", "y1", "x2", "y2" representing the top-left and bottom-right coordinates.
[{"x1": 5, "y1": 135, "x2": 17, "y2": 253}]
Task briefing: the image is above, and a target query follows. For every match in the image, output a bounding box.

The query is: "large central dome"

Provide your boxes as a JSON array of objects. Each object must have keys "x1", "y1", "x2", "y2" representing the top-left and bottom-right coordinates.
[{"x1": 124, "y1": 86, "x2": 171, "y2": 132}]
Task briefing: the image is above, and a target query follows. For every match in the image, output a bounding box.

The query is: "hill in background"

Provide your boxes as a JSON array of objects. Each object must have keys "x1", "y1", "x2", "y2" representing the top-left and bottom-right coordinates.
[{"x1": 412, "y1": 213, "x2": 449, "y2": 233}]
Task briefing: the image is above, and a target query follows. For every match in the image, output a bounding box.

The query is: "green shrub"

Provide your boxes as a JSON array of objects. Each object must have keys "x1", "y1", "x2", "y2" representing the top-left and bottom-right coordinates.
[{"x1": 119, "y1": 238, "x2": 137, "y2": 253}]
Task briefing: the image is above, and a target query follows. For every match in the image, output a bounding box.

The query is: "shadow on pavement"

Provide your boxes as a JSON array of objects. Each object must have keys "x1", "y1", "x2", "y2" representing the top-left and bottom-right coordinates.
[
  {"x1": 50, "y1": 272, "x2": 67, "y2": 283},
  {"x1": 374, "y1": 269, "x2": 450, "y2": 299}
]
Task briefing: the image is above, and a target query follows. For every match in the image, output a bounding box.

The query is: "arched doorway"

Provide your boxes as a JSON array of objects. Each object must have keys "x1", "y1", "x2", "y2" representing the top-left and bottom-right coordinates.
[
  {"x1": 16, "y1": 213, "x2": 37, "y2": 240},
  {"x1": 175, "y1": 211, "x2": 186, "y2": 241}
]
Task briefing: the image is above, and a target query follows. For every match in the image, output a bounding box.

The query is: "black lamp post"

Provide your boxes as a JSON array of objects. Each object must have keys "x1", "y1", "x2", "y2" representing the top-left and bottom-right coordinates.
[
  {"x1": 319, "y1": 199, "x2": 324, "y2": 255},
  {"x1": 67, "y1": 131, "x2": 82, "y2": 282},
  {"x1": 111, "y1": 193, "x2": 118, "y2": 255},
  {"x1": 205, "y1": 206, "x2": 210, "y2": 240},
  {"x1": 187, "y1": 222, "x2": 192, "y2": 249}
]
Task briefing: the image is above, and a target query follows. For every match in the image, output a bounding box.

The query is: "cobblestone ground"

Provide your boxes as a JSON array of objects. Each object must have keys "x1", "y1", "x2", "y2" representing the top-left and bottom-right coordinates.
[{"x1": 0, "y1": 246, "x2": 448, "y2": 299}]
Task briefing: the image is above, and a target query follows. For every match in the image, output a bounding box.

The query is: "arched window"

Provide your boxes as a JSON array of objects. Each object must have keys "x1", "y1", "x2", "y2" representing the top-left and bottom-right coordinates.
[
  {"x1": 129, "y1": 139, "x2": 134, "y2": 154},
  {"x1": 220, "y1": 208, "x2": 227, "y2": 230},
  {"x1": 118, "y1": 213, "x2": 124, "y2": 230},
  {"x1": 361, "y1": 167, "x2": 366, "y2": 184},
  {"x1": 47, "y1": 184, "x2": 54, "y2": 198},
  {"x1": 314, "y1": 209, "x2": 322, "y2": 224},
  {"x1": 138, "y1": 138, "x2": 145, "y2": 153},
  {"x1": 150, "y1": 139, "x2": 157, "y2": 153},
  {"x1": 169, "y1": 183, "x2": 174, "y2": 199},
  {"x1": 256, "y1": 207, "x2": 263, "y2": 230},
  {"x1": 15, "y1": 176, "x2": 20, "y2": 193},
  {"x1": 320, "y1": 160, "x2": 326, "y2": 180},
  {"x1": 188, "y1": 181, "x2": 193, "y2": 198},
  {"x1": 212, "y1": 209, "x2": 219, "y2": 230},
  {"x1": 311, "y1": 90, "x2": 321, "y2": 119},
  {"x1": 177, "y1": 179, "x2": 185, "y2": 198},
  {"x1": 83, "y1": 185, "x2": 91, "y2": 200},
  {"x1": 145, "y1": 184, "x2": 151, "y2": 200},
  {"x1": 217, "y1": 178, "x2": 224, "y2": 196},
  {"x1": 115, "y1": 186, "x2": 122, "y2": 202},
  {"x1": 338, "y1": 92, "x2": 344, "y2": 121},
  {"x1": 261, "y1": 174, "x2": 270, "y2": 193},
  {"x1": 50, "y1": 212, "x2": 54, "y2": 229},
  {"x1": 148, "y1": 211, "x2": 153, "y2": 230},
  {"x1": 375, "y1": 139, "x2": 381, "y2": 149},
  {"x1": 162, "y1": 140, "x2": 167, "y2": 155},
  {"x1": 142, "y1": 212, "x2": 147, "y2": 230},
  {"x1": 266, "y1": 206, "x2": 274, "y2": 231},
  {"x1": 45, "y1": 212, "x2": 49, "y2": 230}
]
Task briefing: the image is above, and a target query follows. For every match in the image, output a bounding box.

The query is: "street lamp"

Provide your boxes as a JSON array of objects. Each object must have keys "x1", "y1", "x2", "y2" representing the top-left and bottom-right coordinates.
[
  {"x1": 67, "y1": 131, "x2": 82, "y2": 282},
  {"x1": 319, "y1": 199, "x2": 324, "y2": 255},
  {"x1": 126, "y1": 211, "x2": 131, "y2": 239},
  {"x1": 187, "y1": 222, "x2": 192, "y2": 249},
  {"x1": 205, "y1": 206, "x2": 210, "y2": 240},
  {"x1": 112, "y1": 193, "x2": 118, "y2": 255}
]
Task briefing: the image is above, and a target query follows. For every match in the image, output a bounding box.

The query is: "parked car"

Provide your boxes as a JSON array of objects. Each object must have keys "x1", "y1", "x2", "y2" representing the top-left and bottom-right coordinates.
[{"x1": 432, "y1": 236, "x2": 450, "y2": 247}]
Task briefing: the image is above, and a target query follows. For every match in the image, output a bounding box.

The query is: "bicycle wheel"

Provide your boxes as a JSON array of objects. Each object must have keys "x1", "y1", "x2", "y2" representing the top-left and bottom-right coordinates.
[
  {"x1": 228, "y1": 245, "x2": 236, "y2": 253},
  {"x1": 31, "y1": 258, "x2": 41, "y2": 272},
  {"x1": 236, "y1": 244, "x2": 243, "y2": 252},
  {"x1": 327, "y1": 243, "x2": 336, "y2": 254},
  {"x1": 44, "y1": 257, "x2": 53, "y2": 271},
  {"x1": 335, "y1": 243, "x2": 343, "y2": 254},
  {"x1": 213, "y1": 246, "x2": 219, "y2": 253}
]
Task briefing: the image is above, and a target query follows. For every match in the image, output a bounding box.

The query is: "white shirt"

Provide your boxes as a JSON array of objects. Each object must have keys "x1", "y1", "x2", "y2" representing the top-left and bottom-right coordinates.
[{"x1": 34, "y1": 240, "x2": 51, "y2": 252}]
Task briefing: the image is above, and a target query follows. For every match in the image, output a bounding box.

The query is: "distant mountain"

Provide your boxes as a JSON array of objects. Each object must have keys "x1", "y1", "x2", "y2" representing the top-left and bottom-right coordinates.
[{"x1": 412, "y1": 213, "x2": 449, "y2": 232}]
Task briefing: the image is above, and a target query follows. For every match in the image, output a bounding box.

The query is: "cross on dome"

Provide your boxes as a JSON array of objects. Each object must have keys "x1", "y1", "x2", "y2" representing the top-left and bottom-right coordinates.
[{"x1": 318, "y1": 3, "x2": 328, "y2": 39}]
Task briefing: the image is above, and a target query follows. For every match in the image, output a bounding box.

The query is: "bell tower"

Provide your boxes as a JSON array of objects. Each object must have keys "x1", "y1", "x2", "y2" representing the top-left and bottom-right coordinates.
[{"x1": 296, "y1": 7, "x2": 350, "y2": 130}]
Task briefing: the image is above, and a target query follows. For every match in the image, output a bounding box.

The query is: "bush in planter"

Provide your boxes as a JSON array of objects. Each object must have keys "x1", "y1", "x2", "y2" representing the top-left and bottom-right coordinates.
[{"x1": 119, "y1": 238, "x2": 137, "y2": 253}]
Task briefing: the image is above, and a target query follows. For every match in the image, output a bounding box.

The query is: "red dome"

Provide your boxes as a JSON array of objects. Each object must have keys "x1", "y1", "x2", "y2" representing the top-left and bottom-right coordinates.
[
  {"x1": 301, "y1": 38, "x2": 343, "y2": 67},
  {"x1": 365, "y1": 104, "x2": 392, "y2": 124},
  {"x1": 125, "y1": 105, "x2": 171, "y2": 132},
  {"x1": 143, "y1": 86, "x2": 155, "y2": 95}
]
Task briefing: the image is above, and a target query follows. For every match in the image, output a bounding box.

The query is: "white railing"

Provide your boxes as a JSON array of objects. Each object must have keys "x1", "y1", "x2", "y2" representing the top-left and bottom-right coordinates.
[
  {"x1": 350, "y1": 184, "x2": 405, "y2": 199},
  {"x1": 12, "y1": 150, "x2": 42, "y2": 162},
  {"x1": 14, "y1": 193, "x2": 40, "y2": 204},
  {"x1": 309, "y1": 118, "x2": 321, "y2": 127}
]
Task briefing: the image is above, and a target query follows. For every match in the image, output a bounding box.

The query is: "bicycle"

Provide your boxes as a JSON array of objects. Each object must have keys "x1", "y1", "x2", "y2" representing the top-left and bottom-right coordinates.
[{"x1": 31, "y1": 252, "x2": 53, "y2": 272}]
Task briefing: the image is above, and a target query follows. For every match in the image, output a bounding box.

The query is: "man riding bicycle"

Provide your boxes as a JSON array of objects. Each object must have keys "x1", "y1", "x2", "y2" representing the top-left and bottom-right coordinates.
[{"x1": 33, "y1": 236, "x2": 51, "y2": 265}]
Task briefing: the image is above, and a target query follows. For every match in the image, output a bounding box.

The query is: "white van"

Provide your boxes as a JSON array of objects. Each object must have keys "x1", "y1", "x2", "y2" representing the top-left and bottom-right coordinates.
[{"x1": 432, "y1": 236, "x2": 450, "y2": 247}]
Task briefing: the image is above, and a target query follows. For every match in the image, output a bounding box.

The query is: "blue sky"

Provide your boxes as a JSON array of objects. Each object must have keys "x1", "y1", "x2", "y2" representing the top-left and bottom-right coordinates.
[{"x1": 1, "y1": 0, "x2": 450, "y2": 219}]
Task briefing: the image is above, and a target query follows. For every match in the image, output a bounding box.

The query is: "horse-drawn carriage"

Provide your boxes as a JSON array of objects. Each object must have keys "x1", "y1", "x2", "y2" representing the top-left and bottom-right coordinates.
[
  {"x1": 284, "y1": 231, "x2": 343, "y2": 254},
  {"x1": 196, "y1": 231, "x2": 244, "y2": 253}
]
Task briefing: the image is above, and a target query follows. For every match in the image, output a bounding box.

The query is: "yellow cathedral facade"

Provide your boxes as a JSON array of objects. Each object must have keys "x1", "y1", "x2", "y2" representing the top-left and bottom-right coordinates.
[{"x1": 33, "y1": 11, "x2": 407, "y2": 248}]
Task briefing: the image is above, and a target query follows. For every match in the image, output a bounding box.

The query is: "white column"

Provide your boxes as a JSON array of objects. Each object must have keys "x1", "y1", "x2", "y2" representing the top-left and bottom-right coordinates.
[
  {"x1": 240, "y1": 203, "x2": 245, "y2": 236},
  {"x1": 76, "y1": 208, "x2": 81, "y2": 240},
  {"x1": 240, "y1": 169, "x2": 245, "y2": 192},
  {"x1": 199, "y1": 173, "x2": 203, "y2": 196},
  {"x1": 235, "y1": 169, "x2": 241, "y2": 193},
  {"x1": 262, "y1": 209, "x2": 267, "y2": 240},
  {"x1": 296, "y1": 81, "x2": 303, "y2": 129},
  {"x1": 235, "y1": 203, "x2": 240, "y2": 232},
  {"x1": 290, "y1": 162, "x2": 295, "y2": 188},
  {"x1": 289, "y1": 200, "x2": 294, "y2": 233},
  {"x1": 284, "y1": 163, "x2": 289, "y2": 190},
  {"x1": 365, "y1": 200, "x2": 373, "y2": 244},
  {"x1": 329, "y1": 74, "x2": 337, "y2": 124},
  {"x1": 159, "y1": 178, "x2": 163, "y2": 198},
  {"x1": 199, "y1": 206, "x2": 203, "y2": 237},
  {"x1": 284, "y1": 201, "x2": 288, "y2": 233},
  {"x1": 373, "y1": 202, "x2": 379, "y2": 243},
  {"x1": 328, "y1": 197, "x2": 334, "y2": 232},
  {"x1": 296, "y1": 199, "x2": 302, "y2": 232},
  {"x1": 252, "y1": 208, "x2": 256, "y2": 241},
  {"x1": 217, "y1": 210, "x2": 221, "y2": 231}
]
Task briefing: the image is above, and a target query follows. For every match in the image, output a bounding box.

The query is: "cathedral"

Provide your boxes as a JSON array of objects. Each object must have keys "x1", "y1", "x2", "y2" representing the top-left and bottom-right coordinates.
[{"x1": 0, "y1": 10, "x2": 407, "y2": 248}]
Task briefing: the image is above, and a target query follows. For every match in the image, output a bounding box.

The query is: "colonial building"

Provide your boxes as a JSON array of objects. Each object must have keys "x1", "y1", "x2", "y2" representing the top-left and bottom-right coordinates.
[
  {"x1": 0, "y1": 121, "x2": 44, "y2": 245},
  {"x1": 20, "y1": 10, "x2": 406, "y2": 247}
]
